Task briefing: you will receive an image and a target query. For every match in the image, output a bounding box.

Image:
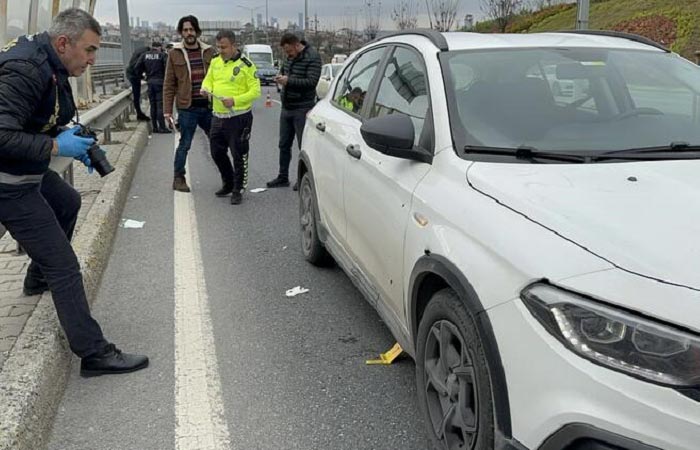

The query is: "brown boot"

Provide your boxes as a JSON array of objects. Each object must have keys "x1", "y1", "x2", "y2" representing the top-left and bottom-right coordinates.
[{"x1": 173, "y1": 174, "x2": 191, "y2": 193}]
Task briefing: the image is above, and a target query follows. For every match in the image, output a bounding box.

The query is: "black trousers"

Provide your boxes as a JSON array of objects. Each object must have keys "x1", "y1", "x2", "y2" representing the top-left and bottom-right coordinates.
[
  {"x1": 0, "y1": 171, "x2": 108, "y2": 357},
  {"x1": 278, "y1": 107, "x2": 310, "y2": 179},
  {"x1": 130, "y1": 77, "x2": 145, "y2": 116},
  {"x1": 210, "y1": 112, "x2": 253, "y2": 191},
  {"x1": 147, "y1": 82, "x2": 166, "y2": 130}
]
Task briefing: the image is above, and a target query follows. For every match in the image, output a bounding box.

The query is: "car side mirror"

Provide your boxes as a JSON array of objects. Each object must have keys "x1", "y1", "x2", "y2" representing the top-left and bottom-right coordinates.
[{"x1": 360, "y1": 114, "x2": 433, "y2": 164}]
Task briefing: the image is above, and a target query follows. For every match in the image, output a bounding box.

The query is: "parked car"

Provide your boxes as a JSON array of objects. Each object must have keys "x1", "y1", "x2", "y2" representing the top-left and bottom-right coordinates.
[
  {"x1": 298, "y1": 29, "x2": 700, "y2": 450},
  {"x1": 315, "y1": 63, "x2": 344, "y2": 100},
  {"x1": 243, "y1": 44, "x2": 277, "y2": 85}
]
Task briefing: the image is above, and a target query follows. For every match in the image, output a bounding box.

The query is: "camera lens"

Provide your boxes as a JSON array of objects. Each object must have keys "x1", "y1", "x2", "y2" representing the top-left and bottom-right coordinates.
[{"x1": 87, "y1": 145, "x2": 114, "y2": 177}]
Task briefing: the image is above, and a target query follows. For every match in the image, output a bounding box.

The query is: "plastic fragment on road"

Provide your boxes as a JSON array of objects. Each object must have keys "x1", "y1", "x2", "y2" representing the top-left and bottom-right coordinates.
[
  {"x1": 285, "y1": 286, "x2": 309, "y2": 297},
  {"x1": 122, "y1": 219, "x2": 145, "y2": 229},
  {"x1": 366, "y1": 343, "x2": 403, "y2": 365},
  {"x1": 250, "y1": 188, "x2": 267, "y2": 193}
]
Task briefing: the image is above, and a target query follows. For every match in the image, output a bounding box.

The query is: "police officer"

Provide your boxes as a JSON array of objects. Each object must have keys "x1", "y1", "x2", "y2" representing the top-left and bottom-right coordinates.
[
  {"x1": 201, "y1": 30, "x2": 261, "y2": 205},
  {"x1": 136, "y1": 41, "x2": 170, "y2": 133},
  {"x1": 0, "y1": 8, "x2": 148, "y2": 376}
]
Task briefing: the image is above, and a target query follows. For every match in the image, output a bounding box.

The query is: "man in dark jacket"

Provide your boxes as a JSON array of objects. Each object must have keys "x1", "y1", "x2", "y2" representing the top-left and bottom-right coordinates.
[
  {"x1": 0, "y1": 8, "x2": 148, "y2": 376},
  {"x1": 136, "y1": 41, "x2": 170, "y2": 133},
  {"x1": 125, "y1": 45, "x2": 150, "y2": 121},
  {"x1": 267, "y1": 33, "x2": 322, "y2": 189}
]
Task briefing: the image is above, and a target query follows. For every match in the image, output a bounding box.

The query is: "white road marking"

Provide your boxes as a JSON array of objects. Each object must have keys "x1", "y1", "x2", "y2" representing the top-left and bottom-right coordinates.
[{"x1": 173, "y1": 134, "x2": 231, "y2": 450}]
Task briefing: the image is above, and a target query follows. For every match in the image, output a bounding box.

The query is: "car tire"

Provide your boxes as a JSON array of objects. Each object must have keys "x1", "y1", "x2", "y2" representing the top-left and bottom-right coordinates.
[
  {"x1": 416, "y1": 288, "x2": 495, "y2": 450},
  {"x1": 299, "y1": 172, "x2": 333, "y2": 266}
]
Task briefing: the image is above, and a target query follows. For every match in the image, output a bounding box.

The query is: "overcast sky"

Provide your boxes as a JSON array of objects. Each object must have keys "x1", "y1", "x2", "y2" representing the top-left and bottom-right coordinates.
[{"x1": 95, "y1": 0, "x2": 485, "y2": 31}]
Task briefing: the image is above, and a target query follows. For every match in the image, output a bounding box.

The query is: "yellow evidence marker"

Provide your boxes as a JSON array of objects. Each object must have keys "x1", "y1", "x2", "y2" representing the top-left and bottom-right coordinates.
[{"x1": 366, "y1": 343, "x2": 403, "y2": 365}]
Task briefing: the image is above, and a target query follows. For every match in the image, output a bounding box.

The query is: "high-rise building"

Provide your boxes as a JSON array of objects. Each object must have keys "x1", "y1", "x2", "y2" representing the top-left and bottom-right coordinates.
[
  {"x1": 271, "y1": 17, "x2": 279, "y2": 29},
  {"x1": 298, "y1": 13, "x2": 304, "y2": 30},
  {"x1": 136, "y1": 17, "x2": 140, "y2": 28},
  {"x1": 257, "y1": 13, "x2": 263, "y2": 28}
]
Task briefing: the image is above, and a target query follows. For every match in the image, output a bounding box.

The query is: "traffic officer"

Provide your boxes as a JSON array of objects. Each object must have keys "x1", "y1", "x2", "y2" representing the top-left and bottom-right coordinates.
[
  {"x1": 201, "y1": 30, "x2": 261, "y2": 205},
  {"x1": 0, "y1": 8, "x2": 148, "y2": 376},
  {"x1": 136, "y1": 41, "x2": 170, "y2": 133}
]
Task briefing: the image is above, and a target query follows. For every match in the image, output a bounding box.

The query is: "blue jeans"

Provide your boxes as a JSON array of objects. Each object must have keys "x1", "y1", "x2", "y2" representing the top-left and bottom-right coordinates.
[{"x1": 174, "y1": 107, "x2": 212, "y2": 175}]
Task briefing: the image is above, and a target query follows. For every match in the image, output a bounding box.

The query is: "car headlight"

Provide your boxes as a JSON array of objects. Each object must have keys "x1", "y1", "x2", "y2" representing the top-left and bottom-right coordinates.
[{"x1": 521, "y1": 282, "x2": 700, "y2": 387}]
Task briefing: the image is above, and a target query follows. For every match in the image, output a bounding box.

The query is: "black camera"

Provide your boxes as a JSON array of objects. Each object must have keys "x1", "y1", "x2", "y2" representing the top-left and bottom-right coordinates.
[{"x1": 74, "y1": 125, "x2": 114, "y2": 177}]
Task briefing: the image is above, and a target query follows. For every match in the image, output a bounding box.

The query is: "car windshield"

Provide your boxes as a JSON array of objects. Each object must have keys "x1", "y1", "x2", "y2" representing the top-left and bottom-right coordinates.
[
  {"x1": 249, "y1": 52, "x2": 272, "y2": 67},
  {"x1": 443, "y1": 48, "x2": 700, "y2": 153}
]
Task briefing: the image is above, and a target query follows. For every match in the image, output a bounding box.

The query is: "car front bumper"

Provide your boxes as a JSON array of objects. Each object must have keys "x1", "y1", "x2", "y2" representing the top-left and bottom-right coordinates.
[{"x1": 488, "y1": 298, "x2": 700, "y2": 450}]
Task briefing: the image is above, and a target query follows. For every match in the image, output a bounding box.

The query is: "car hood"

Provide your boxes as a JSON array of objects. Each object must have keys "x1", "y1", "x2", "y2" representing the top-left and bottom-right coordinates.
[{"x1": 466, "y1": 160, "x2": 700, "y2": 291}]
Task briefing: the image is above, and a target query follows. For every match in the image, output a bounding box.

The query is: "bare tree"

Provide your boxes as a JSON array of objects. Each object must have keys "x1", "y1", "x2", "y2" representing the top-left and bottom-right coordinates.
[
  {"x1": 392, "y1": 0, "x2": 419, "y2": 30},
  {"x1": 481, "y1": 0, "x2": 525, "y2": 32},
  {"x1": 340, "y1": 9, "x2": 360, "y2": 51},
  {"x1": 425, "y1": 0, "x2": 462, "y2": 32},
  {"x1": 363, "y1": 0, "x2": 382, "y2": 40}
]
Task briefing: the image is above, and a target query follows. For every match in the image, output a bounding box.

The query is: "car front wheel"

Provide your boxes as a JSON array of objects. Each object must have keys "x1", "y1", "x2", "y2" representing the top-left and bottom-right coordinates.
[
  {"x1": 299, "y1": 172, "x2": 333, "y2": 266},
  {"x1": 416, "y1": 288, "x2": 495, "y2": 450}
]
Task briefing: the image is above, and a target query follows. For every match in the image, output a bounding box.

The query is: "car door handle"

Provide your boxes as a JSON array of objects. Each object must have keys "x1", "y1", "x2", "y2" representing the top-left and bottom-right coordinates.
[
  {"x1": 346, "y1": 144, "x2": 362, "y2": 160},
  {"x1": 316, "y1": 122, "x2": 326, "y2": 132}
]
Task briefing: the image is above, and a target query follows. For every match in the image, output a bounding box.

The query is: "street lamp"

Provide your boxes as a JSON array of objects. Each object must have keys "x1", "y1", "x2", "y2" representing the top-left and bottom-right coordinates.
[{"x1": 237, "y1": 4, "x2": 264, "y2": 43}]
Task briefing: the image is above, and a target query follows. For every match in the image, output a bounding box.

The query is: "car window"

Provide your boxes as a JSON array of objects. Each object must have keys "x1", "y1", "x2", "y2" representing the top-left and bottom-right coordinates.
[
  {"x1": 369, "y1": 47, "x2": 430, "y2": 147},
  {"x1": 322, "y1": 66, "x2": 329, "y2": 78},
  {"x1": 333, "y1": 47, "x2": 386, "y2": 114},
  {"x1": 331, "y1": 65, "x2": 342, "y2": 77}
]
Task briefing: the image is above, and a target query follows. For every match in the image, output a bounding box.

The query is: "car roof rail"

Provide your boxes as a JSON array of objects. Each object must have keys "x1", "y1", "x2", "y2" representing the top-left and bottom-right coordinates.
[
  {"x1": 371, "y1": 29, "x2": 449, "y2": 51},
  {"x1": 557, "y1": 29, "x2": 670, "y2": 53}
]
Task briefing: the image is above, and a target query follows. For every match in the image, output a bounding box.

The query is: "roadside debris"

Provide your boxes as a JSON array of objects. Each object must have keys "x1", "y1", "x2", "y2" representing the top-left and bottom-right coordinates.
[
  {"x1": 121, "y1": 219, "x2": 145, "y2": 229},
  {"x1": 285, "y1": 286, "x2": 309, "y2": 297}
]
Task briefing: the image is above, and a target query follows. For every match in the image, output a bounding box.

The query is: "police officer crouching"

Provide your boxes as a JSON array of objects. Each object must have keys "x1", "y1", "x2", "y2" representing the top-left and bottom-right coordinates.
[
  {"x1": 136, "y1": 41, "x2": 170, "y2": 133},
  {"x1": 0, "y1": 8, "x2": 148, "y2": 376},
  {"x1": 201, "y1": 30, "x2": 261, "y2": 205}
]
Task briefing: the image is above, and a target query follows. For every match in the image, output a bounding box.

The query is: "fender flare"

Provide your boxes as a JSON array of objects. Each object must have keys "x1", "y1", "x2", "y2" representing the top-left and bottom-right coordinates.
[{"x1": 409, "y1": 254, "x2": 514, "y2": 442}]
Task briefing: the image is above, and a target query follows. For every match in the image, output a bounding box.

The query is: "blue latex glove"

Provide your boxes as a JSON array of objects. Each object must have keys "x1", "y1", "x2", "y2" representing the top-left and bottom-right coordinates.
[
  {"x1": 76, "y1": 153, "x2": 94, "y2": 174},
  {"x1": 55, "y1": 127, "x2": 95, "y2": 159}
]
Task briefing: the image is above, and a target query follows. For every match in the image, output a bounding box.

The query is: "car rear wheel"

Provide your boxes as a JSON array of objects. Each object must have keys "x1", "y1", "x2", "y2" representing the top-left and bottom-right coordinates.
[
  {"x1": 299, "y1": 172, "x2": 333, "y2": 266},
  {"x1": 416, "y1": 288, "x2": 494, "y2": 450}
]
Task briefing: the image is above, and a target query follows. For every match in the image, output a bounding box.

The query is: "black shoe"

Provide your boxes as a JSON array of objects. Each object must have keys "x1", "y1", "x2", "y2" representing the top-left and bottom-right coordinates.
[
  {"x1": 23, "y1": 275, "x2": 48, "y2": 296},
  {"x1": 154, "y1": 127, "x2": 172, "y2": 134},
  {"x1": 80, "y1": 344, "x2": 149, "y2": 377},
  {"x1": 215, "y1": 183, "x2": 234, "y2": 197},
  {"x1": 266, "y1": 176, "x2": 290, "y2": 188},
  {"x1": 292, "y1": 181, "x2": 299, "y2": 191},
  {"x1": 137, "y1": 113, "x2": 151, "y2": 122},
  {"x1": 230, "y1": 191, "x2": 243, "y2": 205}
]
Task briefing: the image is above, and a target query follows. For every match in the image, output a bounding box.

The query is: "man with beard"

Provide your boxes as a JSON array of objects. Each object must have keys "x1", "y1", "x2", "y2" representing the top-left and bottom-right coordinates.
[{"x1": 163, "y1": 15, "x2": 215, "y2": 192}]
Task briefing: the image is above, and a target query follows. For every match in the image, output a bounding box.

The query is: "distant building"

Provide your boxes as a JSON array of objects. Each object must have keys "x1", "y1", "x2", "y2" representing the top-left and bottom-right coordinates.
[
  {"x1": 464, "y1": 14, "x2": 474, "y2": 30},
  {"x1": 271, "y1": 17, "x2": 279, "y2": 29},
  {"x1": 298, "y1": 13, "x2": 303, "y2": 30},
  {"x1": 257, "y1": 13, "x2": 263, "y2": 28}
]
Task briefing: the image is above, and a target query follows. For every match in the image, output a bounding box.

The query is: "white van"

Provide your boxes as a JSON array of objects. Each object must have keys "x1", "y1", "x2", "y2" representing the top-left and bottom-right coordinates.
[
  {"x1": 331, "y1": 54, "x2": 347, "y2": 64},
  {"x1": 242, "y1": 44, "x2": 277, "y2": 85}
]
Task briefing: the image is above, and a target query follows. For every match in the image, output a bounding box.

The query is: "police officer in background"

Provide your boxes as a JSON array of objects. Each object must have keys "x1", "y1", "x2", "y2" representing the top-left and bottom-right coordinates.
[
  {"x1": 201, "y1": 30, "x2": 261, "y2": 205},
  {"x1": 136, "y1": 41, "x2": 170, "y2": 133},
  {"x1": 125, "y1": 45, "x2": 150, "y2": 122},
  {"x1": 0, "y1": 8, "x2": 148, "y2": 376}
]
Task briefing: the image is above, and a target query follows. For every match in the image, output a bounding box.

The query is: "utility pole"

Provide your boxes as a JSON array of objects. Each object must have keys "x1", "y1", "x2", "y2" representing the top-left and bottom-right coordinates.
[
  {"x1": 118, "y1": 0, "x2": 133, "y2": 69},
  {"x1": 305, "y1": 0, "x2": 309, "y2": 32},
  {"x1": 576, "y1": 0, "x2": 589, "y2": 30}
]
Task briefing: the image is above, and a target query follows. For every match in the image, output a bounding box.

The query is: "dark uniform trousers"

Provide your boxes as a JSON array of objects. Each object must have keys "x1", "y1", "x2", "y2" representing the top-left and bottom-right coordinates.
[
  {"x1": 210, "y1": 111, "x2": 253, "y2": 191},
  {"x1": 0, "y1": 171, "x2": 108, "y2": 357},
  {"x1": 147, "y1": 81, "x2": 166, "y2": 130}
]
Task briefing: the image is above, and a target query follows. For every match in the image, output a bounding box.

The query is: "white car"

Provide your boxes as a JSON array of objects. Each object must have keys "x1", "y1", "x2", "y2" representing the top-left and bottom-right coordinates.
[
  {"x1": 315, "y1": 63, "x2": 343, "y2": 100},
  {"x1": 298, "y1": 30, "x2": 700, "y2": 450}
]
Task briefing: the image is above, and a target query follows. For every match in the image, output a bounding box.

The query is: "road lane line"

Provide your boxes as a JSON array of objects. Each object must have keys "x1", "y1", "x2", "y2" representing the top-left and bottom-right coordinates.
[{"x1": 173, "y1": 134, "x2": 231, "y2": 450}]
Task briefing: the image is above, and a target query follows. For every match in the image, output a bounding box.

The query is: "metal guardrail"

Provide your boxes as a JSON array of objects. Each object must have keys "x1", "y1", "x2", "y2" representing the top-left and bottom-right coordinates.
[
  {"x1": 91, "y1": 63, "x2": 126, "y2": 95},
  {"x1": 0, "y1": 86, "x2": 142, "y2": 245}
]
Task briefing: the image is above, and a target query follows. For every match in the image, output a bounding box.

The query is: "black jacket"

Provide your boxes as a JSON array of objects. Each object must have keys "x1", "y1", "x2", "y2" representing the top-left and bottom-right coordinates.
[
  {"x1": 0, "y1": 32, "x2": 76, "y2": 177},
  {"x1": 136, "y1": 49, "x2": 167, "y2": 85},
  {"x1": 126, "y1": 46, "x2": 148, "y2": 80},
  {"x1": 280, "y1": 44, "x2": 322, "y2": 110}
]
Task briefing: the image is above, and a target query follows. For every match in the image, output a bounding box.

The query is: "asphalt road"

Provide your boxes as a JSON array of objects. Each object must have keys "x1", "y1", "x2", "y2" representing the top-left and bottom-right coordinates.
[{"x1": 47, "y1": 87, "x2": 425, "y2": 450}]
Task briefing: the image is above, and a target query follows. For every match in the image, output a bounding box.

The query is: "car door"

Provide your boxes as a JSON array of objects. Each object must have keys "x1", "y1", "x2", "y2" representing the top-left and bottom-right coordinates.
[
  {"x1": 343, "y1": 45, "x2": 433, "y2": 321},
  {"x1": 306, "y1": 47, "x2": 388, "y2": 247}
]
